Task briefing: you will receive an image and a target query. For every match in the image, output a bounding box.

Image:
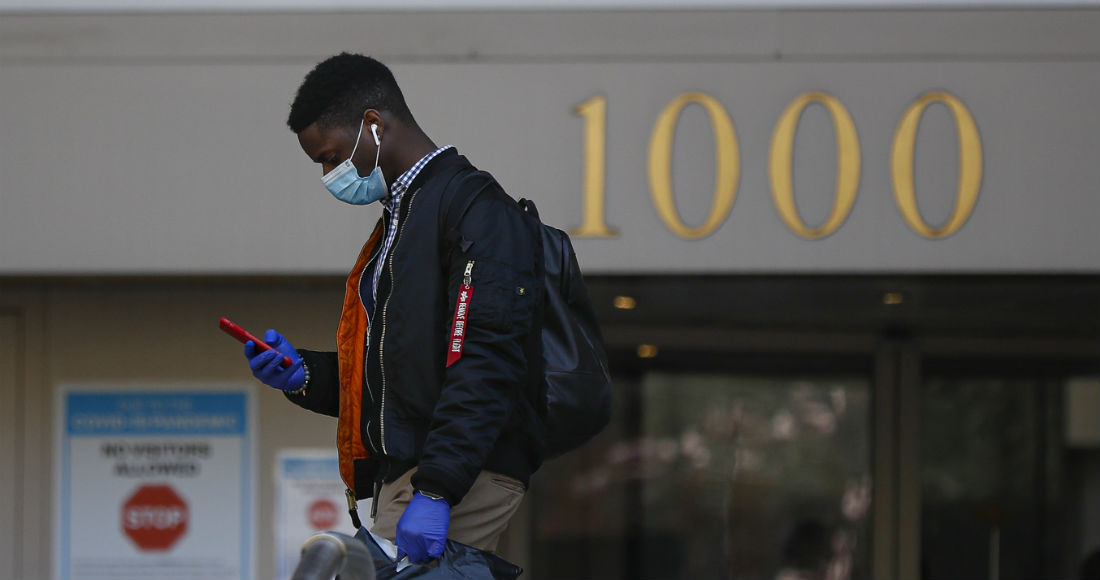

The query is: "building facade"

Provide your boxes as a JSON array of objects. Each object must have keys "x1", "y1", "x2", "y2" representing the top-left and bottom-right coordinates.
[{"x1": 1, "y1": 4, "x2": 1098, "y2": 579}]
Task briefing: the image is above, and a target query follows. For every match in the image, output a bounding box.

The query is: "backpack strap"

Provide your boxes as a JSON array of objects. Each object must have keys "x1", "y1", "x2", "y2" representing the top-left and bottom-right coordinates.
[
  {"x1": 518, "y1": 198, "x2": 540, "y2": 221},
  {"x1": 440, "y1": 171, "x2": 496, "y2": 253}
]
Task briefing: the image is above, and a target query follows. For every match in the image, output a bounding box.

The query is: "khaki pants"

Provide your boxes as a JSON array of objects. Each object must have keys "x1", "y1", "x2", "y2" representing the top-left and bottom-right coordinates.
[{"x1": 370, "y1": 467, "x2": 525, "y2": 553}]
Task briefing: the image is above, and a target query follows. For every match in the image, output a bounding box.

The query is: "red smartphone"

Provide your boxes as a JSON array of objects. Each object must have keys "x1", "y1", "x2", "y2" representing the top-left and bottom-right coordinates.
[{"x1": 219, "y1": 317, "x2": 293, "y2": 368}]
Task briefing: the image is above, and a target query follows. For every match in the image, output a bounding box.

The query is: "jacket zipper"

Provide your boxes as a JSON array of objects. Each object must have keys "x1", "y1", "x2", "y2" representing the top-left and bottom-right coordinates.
[
  {"x1": 359, "y1": 251, "x2": 378, "y2": 406},
  {"x1": 463, "y1": 260, "x2": 474, "y2": 286},
  {"x1": 347, "y1": 234, "x2": 382, "y2": 528},
  {"x1": 360, "y1": 232, "x2": 384, "y2": 454},
  {"x1": 377, "y1": 189, "x2": 419, "y2": 456}
]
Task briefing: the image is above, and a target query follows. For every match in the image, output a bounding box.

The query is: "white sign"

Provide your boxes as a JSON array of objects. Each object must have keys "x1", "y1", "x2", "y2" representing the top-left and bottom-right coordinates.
[
  {"x1": 56, "y1": 387, "x2": 256, "y2": 580},
  {"x1": 275, "y1": 450, "x2": 365, "y2": 580}
]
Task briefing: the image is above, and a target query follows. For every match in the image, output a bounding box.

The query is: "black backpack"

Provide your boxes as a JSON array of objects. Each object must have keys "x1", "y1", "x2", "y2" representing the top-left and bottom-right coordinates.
[{"x1": 442, "y1": 172, "x2": 612, "y2": 458}]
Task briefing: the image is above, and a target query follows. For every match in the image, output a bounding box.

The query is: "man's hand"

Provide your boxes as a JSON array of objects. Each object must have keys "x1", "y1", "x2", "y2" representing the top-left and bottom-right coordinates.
[
  {"x1": 243, "y1": 329, "x2": 305, "y2": 392},
  {"x1": 396, "y1": 491, "x2": 451, "y2": 563}
]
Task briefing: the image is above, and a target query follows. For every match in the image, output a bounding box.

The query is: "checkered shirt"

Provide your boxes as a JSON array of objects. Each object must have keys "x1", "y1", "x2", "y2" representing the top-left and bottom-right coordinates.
[{"x1": 369, "y1": 145, "x2": 454, "y2": 307}]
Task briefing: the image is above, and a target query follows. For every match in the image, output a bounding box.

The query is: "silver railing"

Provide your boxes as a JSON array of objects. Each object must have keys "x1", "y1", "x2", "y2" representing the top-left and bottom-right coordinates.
[{"x1": 291, "y1": 531, "x2": 376, "y2": 580}]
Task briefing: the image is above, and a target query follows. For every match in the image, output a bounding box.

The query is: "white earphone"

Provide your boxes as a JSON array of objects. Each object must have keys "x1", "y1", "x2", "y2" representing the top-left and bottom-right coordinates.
[{"x1": 370, "y1": 124, "x2": 381, "y2": 145}]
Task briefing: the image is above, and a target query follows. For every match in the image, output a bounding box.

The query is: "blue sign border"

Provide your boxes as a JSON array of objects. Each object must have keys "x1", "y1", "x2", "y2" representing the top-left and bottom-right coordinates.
[{"x1": 58, "y1": 389, "x2": 253, "y2": 579}]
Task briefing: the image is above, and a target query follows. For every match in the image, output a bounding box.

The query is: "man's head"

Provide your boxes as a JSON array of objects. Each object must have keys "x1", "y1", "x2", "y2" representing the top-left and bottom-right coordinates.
[{"x1": 289, "y1": 53, "x2": 424, "y2": 182}]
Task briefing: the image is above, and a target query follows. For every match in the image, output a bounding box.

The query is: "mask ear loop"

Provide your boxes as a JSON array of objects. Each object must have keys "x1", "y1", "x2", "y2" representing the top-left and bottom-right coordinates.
[{"x1": 348, "y1": 119, "x2": 366, "y2": 160}]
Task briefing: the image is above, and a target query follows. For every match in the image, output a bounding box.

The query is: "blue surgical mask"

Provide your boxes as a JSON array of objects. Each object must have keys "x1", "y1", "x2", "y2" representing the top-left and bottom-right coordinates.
[{"x1": 321, "y1": 120, "x2": 388, "y2": 205}]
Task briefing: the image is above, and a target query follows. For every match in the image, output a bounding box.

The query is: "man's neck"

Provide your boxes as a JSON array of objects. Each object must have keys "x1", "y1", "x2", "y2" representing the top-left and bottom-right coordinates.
[{"x1": 389, "y1": 132, "x2": 438, "y2": 182}]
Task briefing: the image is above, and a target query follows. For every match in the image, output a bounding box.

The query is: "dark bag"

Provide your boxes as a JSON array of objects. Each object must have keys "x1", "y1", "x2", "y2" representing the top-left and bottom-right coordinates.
[
  {"x1": 352, "y1": 527, "x2": 522, "y2": 580},
  {"x1": 442, "y1": 173, "x2": 612, "y2": 458}
]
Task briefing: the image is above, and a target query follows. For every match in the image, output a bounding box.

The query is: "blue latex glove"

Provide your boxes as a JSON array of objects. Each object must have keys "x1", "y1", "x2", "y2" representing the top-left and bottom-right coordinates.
[
  {"x1": 243, "y1": 329, "x2": 305, "y2": 392},
  {"x1": 396, "y1": 492, "x2": 451, "y2": 563}
]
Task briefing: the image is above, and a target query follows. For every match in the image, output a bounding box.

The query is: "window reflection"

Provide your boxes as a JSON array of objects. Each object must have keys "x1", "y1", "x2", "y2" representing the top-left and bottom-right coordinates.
[
  {"x1": 920, "y1": 376, "x2": 1100, "y2": 580},
  {"x1": 531, "y1": 371, "x2": 872, "y2": 579}
]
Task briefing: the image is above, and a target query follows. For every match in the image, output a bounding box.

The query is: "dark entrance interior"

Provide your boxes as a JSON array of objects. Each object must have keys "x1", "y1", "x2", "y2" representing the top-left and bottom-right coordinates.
[{"x1": 528, "y1": 274, "x2": 1099, "y2": 579}]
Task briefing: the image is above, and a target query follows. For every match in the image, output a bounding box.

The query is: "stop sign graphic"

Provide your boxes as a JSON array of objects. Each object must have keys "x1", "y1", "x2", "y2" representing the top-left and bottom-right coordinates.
[
  {"x1": 121, "y1": 484, "x2": 189, "y2": 551},
  {"x1": 307, "y1": 499, "x2": 340, "y2": 530}
]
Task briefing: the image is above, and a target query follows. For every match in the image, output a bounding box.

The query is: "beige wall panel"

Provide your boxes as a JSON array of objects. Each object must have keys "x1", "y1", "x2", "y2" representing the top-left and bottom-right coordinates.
[
  {"x1": 1, "y1": 9, "x2": 1098, "y2": 276},
  {"x1": 44, "y1": 281, "x2": 345, "y2": 580},
  {"x1": 0, "y1": 312, "x2": 19, "y2": 579},
  {"x1": 0, "y1": 11, "x2": 782, "y2": 62},
  {"x1": 0, "y1": 290, "x2": 49, "y2": 579},
  {"x1": 778, "y1": 9, "x2": 1100, "y2": 57},
  {"x1": 2, "y1": 59, "x2": 1098, "y2": 274},
  {"x1": 3, "y1": 10, "x2": 1097, "y2": 63}
]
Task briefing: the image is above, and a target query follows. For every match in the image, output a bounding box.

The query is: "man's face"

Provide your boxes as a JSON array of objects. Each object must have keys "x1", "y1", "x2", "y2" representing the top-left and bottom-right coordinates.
[{"x1": 297, "y1": 122, "x2": 371, "y2": 177}]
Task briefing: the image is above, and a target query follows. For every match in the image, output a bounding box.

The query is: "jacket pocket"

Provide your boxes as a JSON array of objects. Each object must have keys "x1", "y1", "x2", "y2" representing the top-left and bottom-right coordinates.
[{"x1": 447, "y1": 258, "x2": 537, "y2": 335}]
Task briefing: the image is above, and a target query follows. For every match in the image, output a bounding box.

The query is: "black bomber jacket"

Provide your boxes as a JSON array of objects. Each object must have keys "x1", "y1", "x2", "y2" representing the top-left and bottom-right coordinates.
[{"x1": 288, "y1": 149, "x2": 546, "y2": 506}]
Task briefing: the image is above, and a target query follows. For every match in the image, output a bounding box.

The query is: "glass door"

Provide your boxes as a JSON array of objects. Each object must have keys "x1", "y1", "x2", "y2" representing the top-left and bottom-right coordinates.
[
  {"x1": 529, "y1": 357, "x2": 875, "y2": 580},
  {"x1": 636, "y1": 371, "x2": 872, "y2": 580},
  {"x1": 919, "y1": 368, "x2": 1100, "y2": 580}
]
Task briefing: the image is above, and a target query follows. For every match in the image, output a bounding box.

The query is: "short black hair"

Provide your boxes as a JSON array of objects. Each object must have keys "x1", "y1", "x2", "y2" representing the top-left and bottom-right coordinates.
[{"x1": 287, "y1": 53, "x2": 414, "y2": 133}]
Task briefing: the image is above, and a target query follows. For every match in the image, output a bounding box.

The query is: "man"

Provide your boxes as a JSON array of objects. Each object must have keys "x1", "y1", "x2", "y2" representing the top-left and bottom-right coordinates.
[{"x1": 242, "y1": 53, "x2": 546, "y2": 564}]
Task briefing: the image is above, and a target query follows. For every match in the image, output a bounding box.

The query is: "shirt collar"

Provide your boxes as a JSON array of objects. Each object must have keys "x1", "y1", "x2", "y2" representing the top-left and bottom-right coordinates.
[{"x1": 383, "y1": 145, "x2": 454, "y2": 212}]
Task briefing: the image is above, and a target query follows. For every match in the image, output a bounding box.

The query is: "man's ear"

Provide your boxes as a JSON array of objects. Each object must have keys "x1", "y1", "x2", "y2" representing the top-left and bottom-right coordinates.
[{"x1": 362, "y1": 109, "x2": 384, "y2": 141}]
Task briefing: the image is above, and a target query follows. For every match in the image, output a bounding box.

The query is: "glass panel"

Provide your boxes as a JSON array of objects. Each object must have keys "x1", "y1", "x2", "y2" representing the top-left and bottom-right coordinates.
[
  {"x1": 638, "y1": 372, "x2": 872, "y2": 580},
  {"x1": 920, "y1": 375, "x2": 1100, "y2": 579},
  {"x1": 529, "y1": 376, "x2": 633, "y2": 579},
  {"x1": 529, "y1": 371, "x2": 873, "y2": 579},
  {"x1": 1065, "y1": 378, "x2": 1100, "y2": 580}
]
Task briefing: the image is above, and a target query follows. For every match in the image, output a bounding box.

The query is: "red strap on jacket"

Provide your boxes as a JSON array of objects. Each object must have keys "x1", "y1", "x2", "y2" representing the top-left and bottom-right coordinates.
[{"x1": 446, "y1": 282, "x2": 473, "y2": 367}]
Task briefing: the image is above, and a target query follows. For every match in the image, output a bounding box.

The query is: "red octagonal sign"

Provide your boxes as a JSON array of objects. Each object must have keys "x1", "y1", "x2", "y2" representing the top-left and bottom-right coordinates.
[
  {"x1": 122, "y1": 484, "x2": 189, "y2": 552},
  {"x1": 308, "y1": 499, "x2": 339, "y2": 530}
]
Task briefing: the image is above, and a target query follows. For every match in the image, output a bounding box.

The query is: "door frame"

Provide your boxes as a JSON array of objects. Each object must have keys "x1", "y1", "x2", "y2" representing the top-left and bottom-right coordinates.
[
  {"x1": 0, "y1": 289, "x2": 49, "y2": 580},
  {"x1": 600, "y1": 324, "x2": 1099, "y2": 579}
]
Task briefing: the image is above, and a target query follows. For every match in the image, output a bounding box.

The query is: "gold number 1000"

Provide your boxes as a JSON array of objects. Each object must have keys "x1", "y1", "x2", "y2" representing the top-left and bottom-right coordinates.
[{"x1": 572, "y1": 90, "x2": 983, "y2": 241}]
